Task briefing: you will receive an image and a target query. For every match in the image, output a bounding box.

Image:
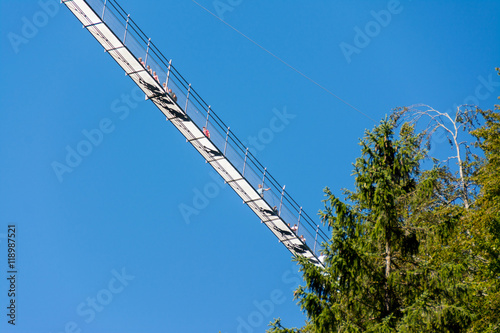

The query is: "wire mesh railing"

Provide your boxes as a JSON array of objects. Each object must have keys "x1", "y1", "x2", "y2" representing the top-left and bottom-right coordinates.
[{"x1": 83, "y1": 0, "x2": 330, "y2": 259}]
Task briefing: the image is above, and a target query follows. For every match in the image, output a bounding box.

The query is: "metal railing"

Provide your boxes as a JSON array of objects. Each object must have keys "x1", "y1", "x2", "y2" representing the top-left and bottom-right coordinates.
[{"x1": 84, "y1": 0, "x2": 330, "y2": 258}]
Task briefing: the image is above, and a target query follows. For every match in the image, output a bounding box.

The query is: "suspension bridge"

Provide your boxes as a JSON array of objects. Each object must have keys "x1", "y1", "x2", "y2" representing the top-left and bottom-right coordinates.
[{"x1": 61, "y1": 0, "x2": 329, "y2": 267}]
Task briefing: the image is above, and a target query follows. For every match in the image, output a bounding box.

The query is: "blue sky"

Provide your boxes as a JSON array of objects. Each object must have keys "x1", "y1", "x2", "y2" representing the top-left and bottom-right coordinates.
[{"x1": 0, "y1": 0, "x2": 499, "y2": 332}]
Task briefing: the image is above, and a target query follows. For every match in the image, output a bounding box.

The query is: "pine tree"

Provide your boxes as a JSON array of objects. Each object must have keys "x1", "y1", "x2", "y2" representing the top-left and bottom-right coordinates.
[
  {"x1": 269, "y1": 117, "x2": 474, "y2": 332},
  {"x1": 464, "y1": 89, "x2": 500, "y2": 332},
  {"x1": 269, "y1": 78, "x2": 500, "y2": 331}
]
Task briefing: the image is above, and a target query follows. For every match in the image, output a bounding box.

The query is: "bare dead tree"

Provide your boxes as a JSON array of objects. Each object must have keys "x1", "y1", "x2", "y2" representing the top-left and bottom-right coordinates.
[{"x1": 392, "y1": 104, "x2": 481, "y2": 210}]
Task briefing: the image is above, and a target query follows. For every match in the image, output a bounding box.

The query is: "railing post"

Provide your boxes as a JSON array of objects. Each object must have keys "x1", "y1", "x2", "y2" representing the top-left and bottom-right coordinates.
[
  {"x1": 184, "y1": 84, "x2": 191, "y2": 112},
  {"x1": 101, "y1": 0, "x2": 107, "y2": 20},
  {"x1": 144, "y1": 38, "x2": 151, "y2": 65},
  {"x1": 223, "y1": 127, "x2": 230, "y2": 156},
  {"x1": 165, "y1": 59, "x2": 172, "y2": 89},
  {"x1": 313, "y1": 224, "x2": 319, "y2": 254},
  {"x1": 297, "y1": 206, "x2": 302, "y2": 232},
  {"x1": 242, "y1": 148, "x2": 248, "y2": 176},
  {"x1": 279, "y1": 185, "x2": 286, "y2": 216},
  {"x1": 123, "y1": 14, "x2": 130, "y2": 43},
  {"x1": 206, "y1": 106, "x2": 211, "y2": 128}
]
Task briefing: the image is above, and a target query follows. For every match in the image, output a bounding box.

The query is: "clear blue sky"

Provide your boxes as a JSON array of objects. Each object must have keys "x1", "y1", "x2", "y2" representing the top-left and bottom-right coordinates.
[{"x1": 0, "y1": 0, "x2": 499, "y2": 332}]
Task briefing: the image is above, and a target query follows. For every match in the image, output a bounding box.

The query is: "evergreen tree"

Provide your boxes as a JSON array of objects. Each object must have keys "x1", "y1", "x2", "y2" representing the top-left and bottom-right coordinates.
[
  {"x1": 269, "y1": 76, "x2": 500, "y2": 332},
  {"x1": 464, "y1": 90, "x2": 500, "y2": 332},
  {"x1": 269, "y1": 118, "x2": 474, "y2": 332}
]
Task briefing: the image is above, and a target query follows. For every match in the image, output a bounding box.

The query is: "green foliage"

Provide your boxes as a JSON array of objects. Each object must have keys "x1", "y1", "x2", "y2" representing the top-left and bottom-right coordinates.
[
  {"x1": 269, "y1": 83, "x2": 500, "y2": 332},
  {"x1": 465, "y1": 83, "x2": 500, "y2": 332},
  {"x1": 268, "y1": 318, "x2": 313, "y2": 333}
]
